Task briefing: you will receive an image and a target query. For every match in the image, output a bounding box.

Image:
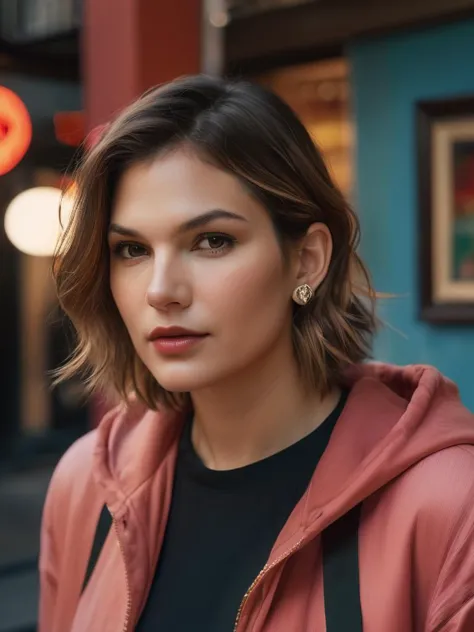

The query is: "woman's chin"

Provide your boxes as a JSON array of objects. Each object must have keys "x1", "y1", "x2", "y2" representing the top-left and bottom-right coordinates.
[{"x1": 152, "y1": 369, "x2": 215, "y2": 394}]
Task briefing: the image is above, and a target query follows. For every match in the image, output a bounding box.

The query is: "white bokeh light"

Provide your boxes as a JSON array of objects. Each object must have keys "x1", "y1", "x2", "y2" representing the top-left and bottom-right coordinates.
[{"x1": 4, "y1": 186, "x2": 74, "y2": 257}]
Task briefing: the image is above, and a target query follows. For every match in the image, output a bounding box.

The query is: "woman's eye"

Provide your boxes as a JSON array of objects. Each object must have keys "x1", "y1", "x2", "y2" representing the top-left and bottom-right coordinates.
[
  {"x1": 195, "y1": 233, "x2": 235, "y2": 253},
  {"x1": 113, "y1": 242, "x2": 147, "y2": 259}
]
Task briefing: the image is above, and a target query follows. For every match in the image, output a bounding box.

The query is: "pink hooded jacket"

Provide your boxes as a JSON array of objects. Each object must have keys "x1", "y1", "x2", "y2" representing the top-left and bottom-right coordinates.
[{"x1": 39, "y1": 364, "x2": 474, "y2": 631}]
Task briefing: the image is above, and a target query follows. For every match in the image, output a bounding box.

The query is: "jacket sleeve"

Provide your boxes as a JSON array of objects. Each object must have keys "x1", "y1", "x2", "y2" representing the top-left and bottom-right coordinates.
[
  {"x1": 38, "y1": 465, "x2": 61, "y2": 632},
  {"x1": 436, "y1": 597, "x2": 474, "y2": 632},
  {"x1": 37, "y1": 430, "x2": 98, "y2": 632},
  {"x1": 426, "y1": 475, "x2": 474, "y2": 632}
]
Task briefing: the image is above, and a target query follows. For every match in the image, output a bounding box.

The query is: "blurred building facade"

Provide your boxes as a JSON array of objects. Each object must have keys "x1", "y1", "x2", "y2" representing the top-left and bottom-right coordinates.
[{"x1": 0, "y1": 0, "x2": 83, "y2": 464}]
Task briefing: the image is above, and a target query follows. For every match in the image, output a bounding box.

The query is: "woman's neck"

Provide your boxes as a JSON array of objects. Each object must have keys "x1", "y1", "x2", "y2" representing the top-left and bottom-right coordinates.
[{"x1": 190, "y1": 345, "x2": 341, "y2": 471}]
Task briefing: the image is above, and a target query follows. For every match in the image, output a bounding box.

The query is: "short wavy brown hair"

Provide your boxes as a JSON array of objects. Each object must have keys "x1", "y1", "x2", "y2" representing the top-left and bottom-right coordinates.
[{"x1": 53, "y1": 74, "x2": 377, "y2": 410}]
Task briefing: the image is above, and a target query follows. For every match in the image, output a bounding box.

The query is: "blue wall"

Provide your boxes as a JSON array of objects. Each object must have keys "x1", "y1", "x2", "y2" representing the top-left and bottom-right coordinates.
[{"x1": 349, "y1": 19, "x2": 474, "y2": 409}]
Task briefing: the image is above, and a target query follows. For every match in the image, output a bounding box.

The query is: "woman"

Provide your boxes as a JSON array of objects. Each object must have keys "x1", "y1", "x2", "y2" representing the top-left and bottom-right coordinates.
[{"x1": 39, "y1": 75, "x2": 474, "y2": 632}]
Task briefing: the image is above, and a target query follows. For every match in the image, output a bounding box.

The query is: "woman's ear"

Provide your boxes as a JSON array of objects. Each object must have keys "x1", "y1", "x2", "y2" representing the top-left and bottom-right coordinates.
[{"x1": 295, "y1": 223, "x2": 332, "y2": 291}]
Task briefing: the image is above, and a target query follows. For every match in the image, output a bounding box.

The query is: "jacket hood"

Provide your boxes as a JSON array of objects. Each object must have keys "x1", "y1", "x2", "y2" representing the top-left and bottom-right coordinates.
[{"x1": 93, "y1": 363, "x2": 474, "y2": 552}]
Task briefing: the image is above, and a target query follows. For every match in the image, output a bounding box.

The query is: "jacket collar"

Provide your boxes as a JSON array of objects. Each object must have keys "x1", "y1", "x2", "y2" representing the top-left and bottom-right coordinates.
[{"x1": 93, "y1": 364, "x2": 474, "y2": 560}]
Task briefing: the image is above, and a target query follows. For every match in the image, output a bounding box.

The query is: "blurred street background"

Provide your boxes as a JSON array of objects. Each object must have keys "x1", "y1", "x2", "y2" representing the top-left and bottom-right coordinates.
[{"x1": 1, "y1": 0, "x2": 474, "y2": 629}]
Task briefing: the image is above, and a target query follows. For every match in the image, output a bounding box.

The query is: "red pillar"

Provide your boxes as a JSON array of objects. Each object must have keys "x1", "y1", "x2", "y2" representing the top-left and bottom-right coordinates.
[
  {"x1": 83, "y1": 0, "x2": 202, "y2": 131},
  {"x1": 82, "y1": 1, "x2": 201, "y2": 424}
]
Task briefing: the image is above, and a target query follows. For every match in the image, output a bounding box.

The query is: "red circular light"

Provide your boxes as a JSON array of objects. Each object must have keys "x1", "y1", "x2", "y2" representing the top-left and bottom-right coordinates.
[{"x1": 0, "y1": 87, "x2": 32, "y2": 175}]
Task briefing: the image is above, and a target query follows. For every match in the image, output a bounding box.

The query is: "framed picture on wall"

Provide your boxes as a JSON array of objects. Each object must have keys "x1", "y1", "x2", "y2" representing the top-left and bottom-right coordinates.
[{"x1": 417, "y1": 96, "x2": 474, "y2": 323}]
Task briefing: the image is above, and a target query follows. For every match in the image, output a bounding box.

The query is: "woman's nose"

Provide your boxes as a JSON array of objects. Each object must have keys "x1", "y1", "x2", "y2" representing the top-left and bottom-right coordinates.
[{"x1": 146, "y1": 257, "x2": 191, "y2": 311}]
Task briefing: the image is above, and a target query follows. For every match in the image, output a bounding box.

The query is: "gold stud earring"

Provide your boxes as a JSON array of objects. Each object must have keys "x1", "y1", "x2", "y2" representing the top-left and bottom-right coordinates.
[{"x1": 292, "y1": 283, "x2": 314, "y2": 306}]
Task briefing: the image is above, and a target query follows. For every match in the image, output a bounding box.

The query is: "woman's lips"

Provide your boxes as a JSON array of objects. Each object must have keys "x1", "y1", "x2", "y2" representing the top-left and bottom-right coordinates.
[{"x1": 151, "y1": 334, "x2": 208, "y2": 355}]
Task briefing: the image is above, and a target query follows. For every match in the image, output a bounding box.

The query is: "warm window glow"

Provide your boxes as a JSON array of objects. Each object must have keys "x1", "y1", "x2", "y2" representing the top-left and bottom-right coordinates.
[
  {"x1": 255, "y1": 59, "x2": 353, "y2": 196},
  {"x1": 4, "y1": 186, "x2": 74, "y2": 257}
]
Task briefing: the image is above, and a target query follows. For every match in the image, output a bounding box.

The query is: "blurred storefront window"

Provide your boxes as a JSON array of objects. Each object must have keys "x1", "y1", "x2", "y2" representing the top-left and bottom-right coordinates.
[
  {"x1": 0, "y1": 0, "x2": 81, "y2": 42},
  {"x1": 255, "y1": 58, "x2": 353, "y2": 197}
]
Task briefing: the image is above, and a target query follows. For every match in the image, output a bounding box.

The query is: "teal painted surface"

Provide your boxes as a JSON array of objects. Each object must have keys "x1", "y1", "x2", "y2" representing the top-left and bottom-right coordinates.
[{"x1": 349, "y1": 20, "x2": 474, "y2": 409}]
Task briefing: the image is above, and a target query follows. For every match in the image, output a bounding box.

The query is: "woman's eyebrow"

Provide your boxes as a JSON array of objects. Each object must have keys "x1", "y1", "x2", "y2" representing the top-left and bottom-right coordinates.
[
  {"x1": 177, "y1": 209, "x2": 248, "y2": 233},
  {"x1": 108, "y1": 224, "x2": 143, "y2": 238},
  {"x1": 108, "y1": 209, "x2": 248, "y2": 239}
]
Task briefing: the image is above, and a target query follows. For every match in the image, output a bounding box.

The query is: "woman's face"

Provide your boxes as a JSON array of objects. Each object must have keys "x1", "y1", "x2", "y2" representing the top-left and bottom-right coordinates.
[{"x1": 109, "y1": 148, "x2": 300, "y2": 394}]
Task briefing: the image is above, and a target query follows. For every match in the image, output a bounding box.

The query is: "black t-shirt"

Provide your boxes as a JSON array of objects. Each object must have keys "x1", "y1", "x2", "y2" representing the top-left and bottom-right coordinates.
[{"x1": 136, "y1": 392, "x2": 347, "y2": 632}]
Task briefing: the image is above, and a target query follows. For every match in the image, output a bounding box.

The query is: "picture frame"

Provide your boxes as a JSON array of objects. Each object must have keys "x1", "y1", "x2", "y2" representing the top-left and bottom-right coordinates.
[{"x1": 417, "y1": 96, "x2": 474, "y2": 323}]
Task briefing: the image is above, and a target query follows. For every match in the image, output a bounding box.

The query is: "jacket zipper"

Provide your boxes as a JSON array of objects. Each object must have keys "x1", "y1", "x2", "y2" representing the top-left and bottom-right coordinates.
[
  {"x1": 108, "y1": 507, "x2": 132, "y2": 632},
  {"x1": 233, "y1": 536, "x2": 305, "y2": 632}
]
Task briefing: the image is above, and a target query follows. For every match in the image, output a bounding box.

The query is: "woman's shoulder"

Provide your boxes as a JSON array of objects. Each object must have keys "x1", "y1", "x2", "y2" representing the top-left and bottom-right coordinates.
[
  {"x1": 53, "y1": 429, "x2": 98, "y2": 483},
  {"x1": 412, "y1": 446, "x2": 474, "y2": 628},
  {"x1": 42, "y1": 402, "x2": 125, "y2": 521},
  {"x1": 44, "y1": 429, "x2": 101, "y2": 526},
  {"x1": 44, "y1": 398, "x2": 184, "y2": 518},
  {"x1": 390, "y1": 443, "x2": 474, "y2": 524},
  {"x1": 45, "y1": 400, "x2": 137, "y2": 502},
  {"x1": 375, "y1": 443, "x2": 474, "y2": 597},
  {"x1": 362, "y1": 444, "x2": 474, "y2": 627}
]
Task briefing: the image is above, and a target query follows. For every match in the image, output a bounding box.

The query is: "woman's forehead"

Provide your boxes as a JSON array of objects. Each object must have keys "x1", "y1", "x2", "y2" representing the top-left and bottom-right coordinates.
[{"x1": 110, "y1": 150, "x2": 271, "y2": 232}]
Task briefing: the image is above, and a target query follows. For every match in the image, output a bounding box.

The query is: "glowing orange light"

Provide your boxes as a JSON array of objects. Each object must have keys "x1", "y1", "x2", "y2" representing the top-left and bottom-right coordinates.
[
  {"x1": 0, "y1": 87, "x2": 32, "y2": 175},
  {"x1": 54, "y1": 111, "x2": 106, "y2": 150},
  {"x1": 53, "y1": 111, "x2": 85, "y2": 147}
]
